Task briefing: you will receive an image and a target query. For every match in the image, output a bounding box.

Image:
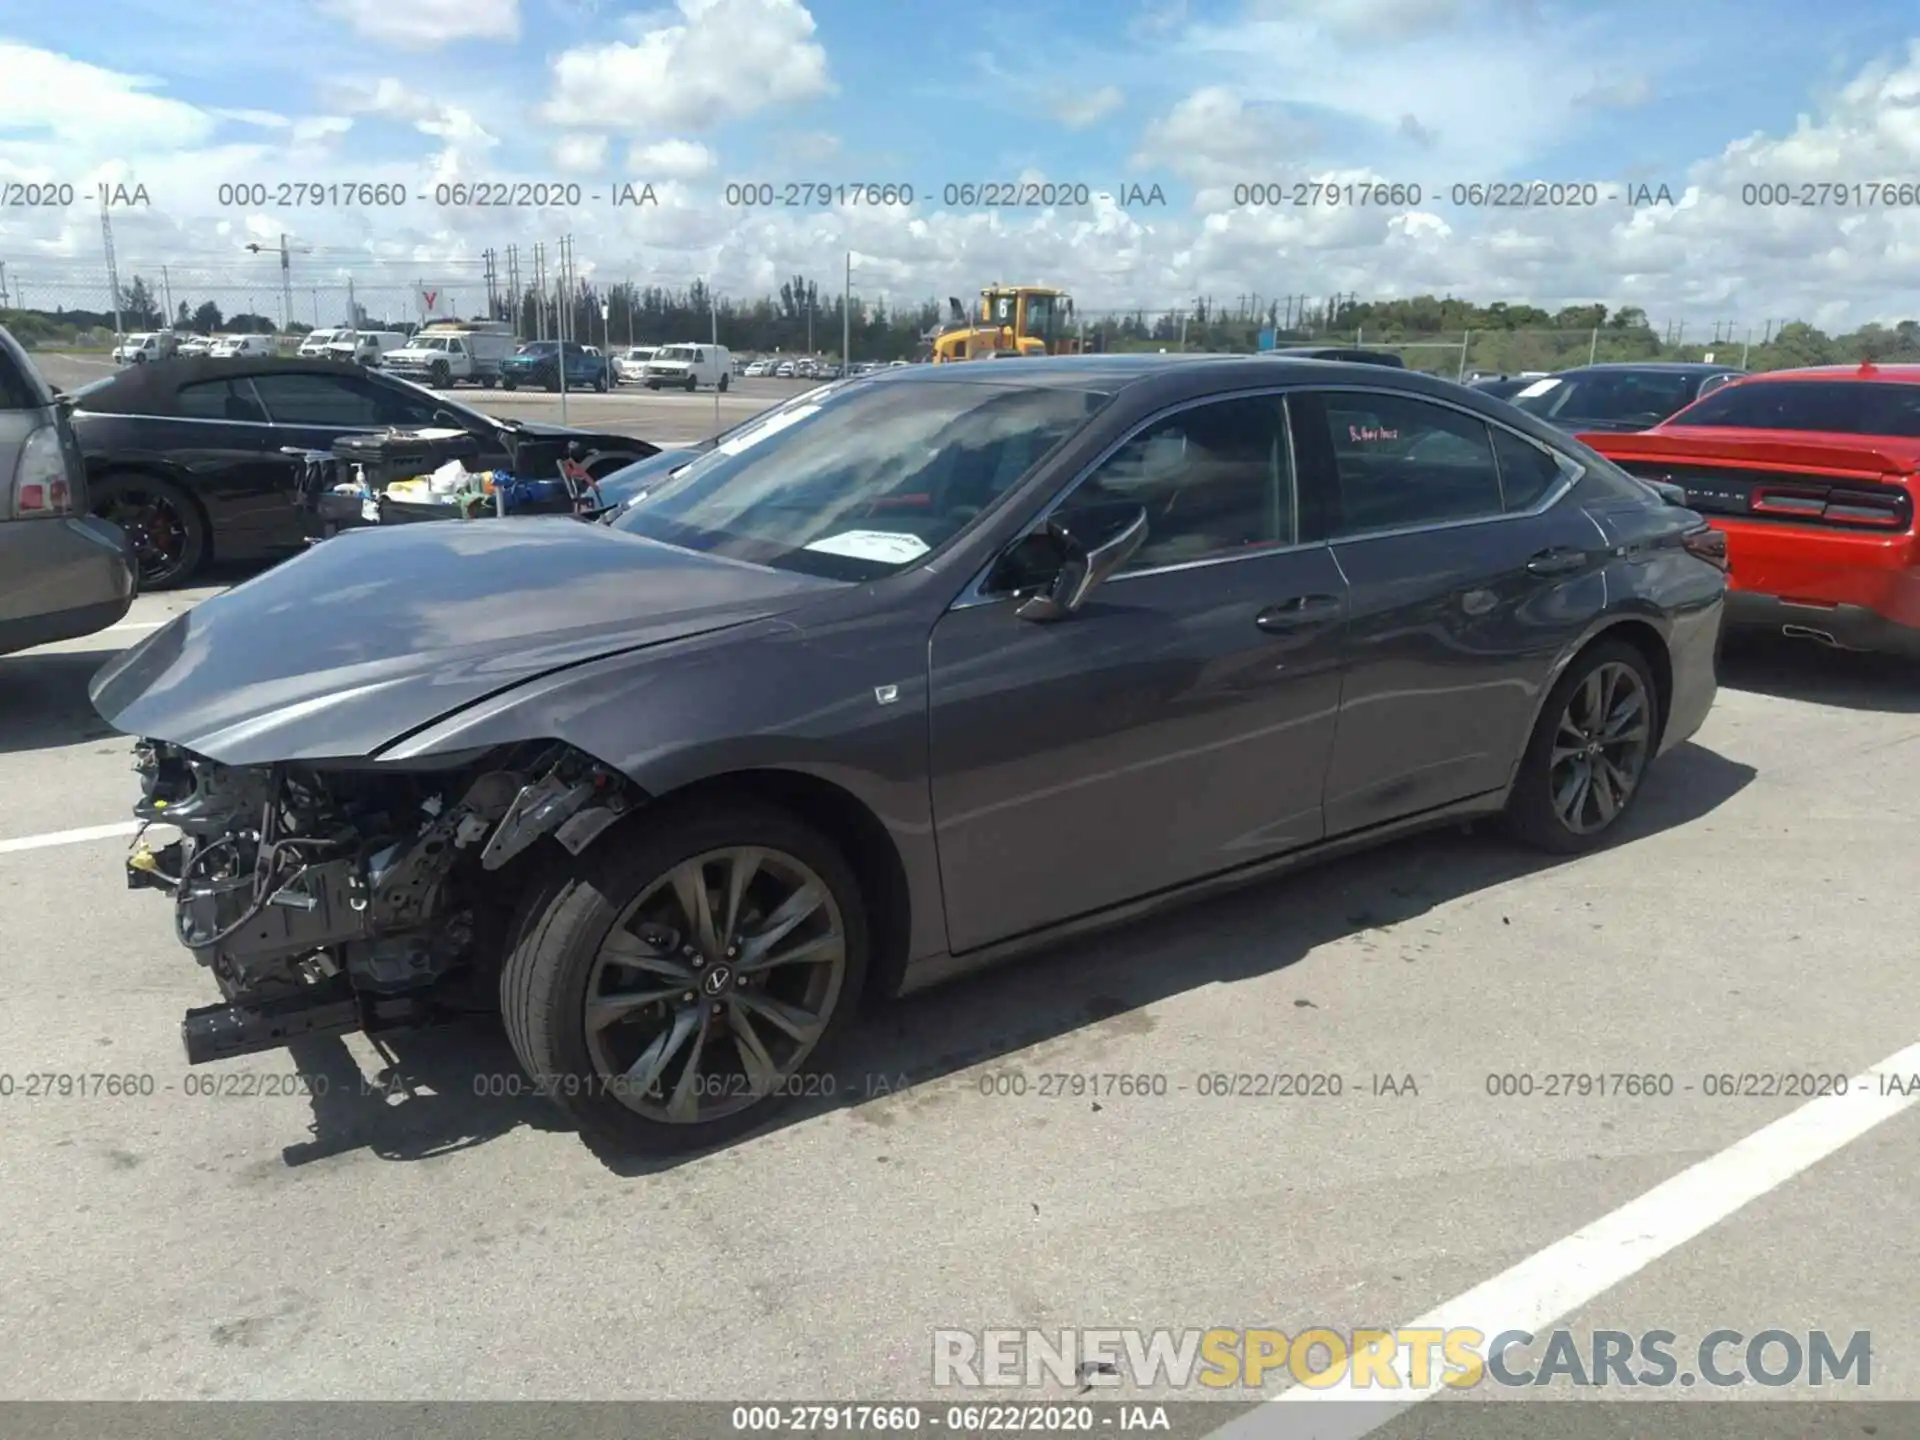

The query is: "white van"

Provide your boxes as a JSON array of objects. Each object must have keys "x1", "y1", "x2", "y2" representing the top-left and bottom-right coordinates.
[
  {"x1": 298, "y1": 327, "x2": 351, "y2": 358},
  {"x1": 209, "y1": 334, "x2": 275, "y2": 358},
  {"x1": 642, "y1": 343, "x2": 733, "y2": 392},
  {"x1": 113, "y1": 332, "x2": 179, "y2": 364},
  {"x1": 325, "y1": 330, "x2": 406, "y2": 366}
]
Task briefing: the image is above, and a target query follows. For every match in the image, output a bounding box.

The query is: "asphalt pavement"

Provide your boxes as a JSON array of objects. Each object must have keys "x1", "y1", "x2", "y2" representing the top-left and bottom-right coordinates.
[{"x1": 1, "y1": 352, "x2": 1917, "y2": 1432}]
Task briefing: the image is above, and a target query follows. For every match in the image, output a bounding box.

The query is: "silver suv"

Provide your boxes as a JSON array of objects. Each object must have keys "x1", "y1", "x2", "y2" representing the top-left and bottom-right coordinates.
[{"x1": 0, "y1": 327, "x2": 137, "y2": 656}]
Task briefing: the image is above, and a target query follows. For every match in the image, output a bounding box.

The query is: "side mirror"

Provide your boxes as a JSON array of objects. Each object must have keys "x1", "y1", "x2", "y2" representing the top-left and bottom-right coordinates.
[{"x1": 1013, "y1": 504, "x2": 1149, "y2": 622}]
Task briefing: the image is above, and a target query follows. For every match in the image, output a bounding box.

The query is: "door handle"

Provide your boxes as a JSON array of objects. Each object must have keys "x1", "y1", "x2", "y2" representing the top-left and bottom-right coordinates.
[
  {"x1": 1525, "y1": 548, "x2": 1587, "y2": 577},
  {"x1": 1255, "y1": 595, "x2": 1343, "y2": 632}
]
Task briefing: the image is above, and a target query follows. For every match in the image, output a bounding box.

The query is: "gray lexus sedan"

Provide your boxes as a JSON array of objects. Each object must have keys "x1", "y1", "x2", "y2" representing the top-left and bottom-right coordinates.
[
  {"x1": 91, "y1": 354, "x2": 1728, "y2": 1154},
  {"x1": 0, "y1": 328, "x2": 136, "y2": 657}
]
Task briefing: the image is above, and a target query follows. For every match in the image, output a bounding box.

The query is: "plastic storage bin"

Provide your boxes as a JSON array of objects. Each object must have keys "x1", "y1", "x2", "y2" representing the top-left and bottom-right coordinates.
[{"x1": 331, "y1": 427, "x2": 482, "y2": 493}]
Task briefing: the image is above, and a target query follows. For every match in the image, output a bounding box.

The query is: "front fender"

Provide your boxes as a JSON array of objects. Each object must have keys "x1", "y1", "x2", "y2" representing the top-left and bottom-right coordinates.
[{"x1": 379, "y1": 609, "x2": 950, "y2": 962}]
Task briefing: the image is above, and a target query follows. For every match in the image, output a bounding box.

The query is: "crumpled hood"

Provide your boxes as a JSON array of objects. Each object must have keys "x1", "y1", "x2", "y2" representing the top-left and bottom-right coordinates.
[{"x1": 89, "y1": 518, "x2": 833, "y2": 765}]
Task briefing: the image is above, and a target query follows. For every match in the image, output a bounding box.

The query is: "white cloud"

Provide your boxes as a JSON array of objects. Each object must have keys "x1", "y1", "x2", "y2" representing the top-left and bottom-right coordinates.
[
  {"x1": 630, "y1": 139, "x2": 716, "y2": 179},
  {"x1": 1054, "y1": 86, "x2": 1123, "y2": 129},
  {"x1": 323, "y1": 77, "x2": 496, "y2": 154},
  {"x1": 1133, "y1": 87, "x2": 1316, "y2": 186},
  {"x1": 0, "y1": 43, "x2": 213, "y2": 152},
  {"x1": 555, "y1": 134, "x2": 610, "y2": 172},
  {"x1": 542, "y1": 0, "x2": 833, "y2": 131},
  {"x1": 317, "y1": 0, "x2": 520, "y2": 49}
]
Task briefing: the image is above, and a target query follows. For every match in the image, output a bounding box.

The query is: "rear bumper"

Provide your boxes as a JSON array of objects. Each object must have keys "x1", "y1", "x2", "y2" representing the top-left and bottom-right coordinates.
[
  {"x1": 1711, "y1": 518, "x2": 1920, "y2": 657},
  {"x1": 0, "y1": 516, "x2": 137, "y2": 657},
  {"x1": 1724, "y1": 592, "x2": 1920, "y2": 658}
]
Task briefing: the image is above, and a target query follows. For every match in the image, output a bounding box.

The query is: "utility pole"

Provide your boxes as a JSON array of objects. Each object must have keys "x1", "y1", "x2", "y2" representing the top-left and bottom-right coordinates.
[
  {"x1": 160, "y1": 265, "x2": 173, "y2": 325},
  {"x1": 0, "y1": 262, "x2": 9, "y2": 308},
  {"x1": 842, "y1": 251, "x2": 852, "y2": 366},
  {"x1": 1741, "y1": 325, "x2": 1752, "y2": 369},
  {"x1": 625, "y1": 274, "x2": 633, "y2": 346},
  {"x1": 100, "y1": 193, "x2": 124, "y2": 338},
  {"x1": 710, "y1": 276, "x2": 721, "y2": 431},
  {"x1": 532, "y1": 242, "x2": 546, "y2": 340},
  {"x1": 279, "y1": 234, "x2": 293, "y2": 331},
  {"x1": 506, "y1": 245, "x2": 521, "y2": 335},
  {"x1": 482, "y1": 248, "x2": 497, "y2": 319},
  {"x1": 346, "y1": 276, "x2": 356, "y2": 326}
]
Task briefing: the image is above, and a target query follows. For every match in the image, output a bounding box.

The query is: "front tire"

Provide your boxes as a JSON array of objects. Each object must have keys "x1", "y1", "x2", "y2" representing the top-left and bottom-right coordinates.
[
  {"x1": 1503, "y1": 640, "x2": 1659, "y2": 854},
  {"x1": 501, "y1": 800, "x2": 869, "y2": 1154}
]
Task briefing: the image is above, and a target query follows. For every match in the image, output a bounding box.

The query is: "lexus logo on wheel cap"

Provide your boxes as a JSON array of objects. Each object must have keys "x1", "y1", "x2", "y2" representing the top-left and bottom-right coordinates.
[{"x1": 702, "y1": 965, "x2": 732, "y2": 995}]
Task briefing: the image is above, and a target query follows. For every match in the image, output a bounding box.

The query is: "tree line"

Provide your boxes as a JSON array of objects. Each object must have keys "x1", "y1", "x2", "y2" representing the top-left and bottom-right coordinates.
[{"x1": 2, "y1": 271, "x2": 1915, "y2": 375}]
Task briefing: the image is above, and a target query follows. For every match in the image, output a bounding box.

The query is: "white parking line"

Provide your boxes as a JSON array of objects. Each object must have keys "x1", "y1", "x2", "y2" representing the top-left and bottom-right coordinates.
[
  {"x1": 0, "y1": 821, "x2": 142, "y2": 855},
  {"x1": 1208, "y1": 1039, "x2": 1920, "y2": 1438}
]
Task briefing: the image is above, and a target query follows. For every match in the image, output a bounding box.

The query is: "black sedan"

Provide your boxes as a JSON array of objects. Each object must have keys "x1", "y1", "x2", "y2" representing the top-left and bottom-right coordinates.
[
  {"x1": 68, "y1": 356, "x2": 658, "y2": 588},
  {"x1": 92, "y1": 355, "x2": 1727, "y2": 1155},
  {"x1": 1509, "y1": 362, "x2": 1747, "y2": 435}
]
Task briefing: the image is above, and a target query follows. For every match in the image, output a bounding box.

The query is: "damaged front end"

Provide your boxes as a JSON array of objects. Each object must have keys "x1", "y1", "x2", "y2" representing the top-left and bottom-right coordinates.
[{"x1": 126, "y1": 740, "x2": 639, "y2": 1064}]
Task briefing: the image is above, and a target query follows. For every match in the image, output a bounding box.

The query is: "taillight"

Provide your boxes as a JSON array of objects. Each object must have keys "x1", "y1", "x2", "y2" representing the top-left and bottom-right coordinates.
[
  {"x1": 1681, "y1": 523, "x2": 1729, "y2": 570},
  {"x1": 11, "y1": 424, "x2": 73, "y2": 518}
]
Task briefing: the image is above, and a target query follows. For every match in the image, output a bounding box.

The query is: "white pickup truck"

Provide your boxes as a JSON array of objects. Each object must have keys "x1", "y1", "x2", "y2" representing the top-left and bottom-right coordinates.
[{"x1": 380, "y1": 323, "x2": 516, "y2": 388}]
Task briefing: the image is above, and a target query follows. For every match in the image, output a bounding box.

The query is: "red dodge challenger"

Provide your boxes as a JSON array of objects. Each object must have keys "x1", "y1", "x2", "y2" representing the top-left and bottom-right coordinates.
[{"x1": 1578, "y1": 362, "x2": 1920, "y2": 658}]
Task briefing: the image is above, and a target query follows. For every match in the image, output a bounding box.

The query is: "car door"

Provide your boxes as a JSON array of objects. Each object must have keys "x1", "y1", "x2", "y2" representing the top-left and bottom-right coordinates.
[
  {"x1": 124, "y1": 375, "x2": 299, "y2": 555},
  {"x1": 1288, "y1": 388, "x2": 1607, "y2": 836},
  {"x1": 927, "y1": 392, "x2": 1349, "y2": 954}
]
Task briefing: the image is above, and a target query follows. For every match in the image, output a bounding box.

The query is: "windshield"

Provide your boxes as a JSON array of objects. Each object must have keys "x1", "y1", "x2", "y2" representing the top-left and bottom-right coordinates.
[
  {"x1": 657, "y1": 346, "x2": 697, "y2": 362},
  {"x1": 610, "y1": 379, "x2": 1111, "y2": 580},
  {"x1": 518, "y1": 342, "x2": 557, "y2": 355},
  {"x1": 1663, "y1": 379, "x2": 1920, "y2": 437}
]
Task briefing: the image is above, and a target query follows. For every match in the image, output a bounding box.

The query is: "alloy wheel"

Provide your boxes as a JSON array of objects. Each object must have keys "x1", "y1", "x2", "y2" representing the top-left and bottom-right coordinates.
[
  {"x1": 583, "y1": 846, "x2": 848, "y2": 1123},
  {"x1": 1548, "y1": 661, "x2": 1652, "y2": 835},
  {"x1": 101, "y1": 490, "x2": 189, "y2": 587}
]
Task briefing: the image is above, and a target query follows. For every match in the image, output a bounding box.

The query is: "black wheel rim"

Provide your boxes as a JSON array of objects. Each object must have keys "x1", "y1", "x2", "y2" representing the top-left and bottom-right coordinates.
[
  {"x1": 99, "y1": 491, "x2": 189, "y2": 585},
  {"x1": 583, "y1": 846, "x2": 848, "y2": 1124},
  {"x1": 1549, "y1": 661, "x2": 1652, "y2": 835}
]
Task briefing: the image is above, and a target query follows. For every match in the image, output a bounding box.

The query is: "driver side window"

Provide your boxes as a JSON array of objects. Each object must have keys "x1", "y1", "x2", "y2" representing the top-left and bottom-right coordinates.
[{"x1": 1051, "y1": 396, "x2": 1294, "y2": 572}]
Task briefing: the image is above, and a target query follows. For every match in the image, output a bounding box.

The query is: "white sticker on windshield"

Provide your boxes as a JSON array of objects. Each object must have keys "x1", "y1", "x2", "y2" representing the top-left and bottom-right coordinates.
[
  {"x1": 1515, "y1": 377, "x2": 1563, "y2": 399},
  {"x1": 803, "y1": 530, "x2": 931, "y2": 563},
  {"x1": 718, "y1": 404, "x2": 823, "y2": 455}
]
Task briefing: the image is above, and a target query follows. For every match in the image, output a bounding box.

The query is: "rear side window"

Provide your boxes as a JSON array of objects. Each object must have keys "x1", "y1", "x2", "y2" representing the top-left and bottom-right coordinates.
[
  {"x1": 1491, "y1": 428, "x2": 1565, "y2": 511},
  {"x1": 175, "y1": 379, "x2": 251, "y2": 421},
  {"x1": 1666, "y1": 379, "x2": 1920, "y2": 437},
  {"x1": 1301, "y1": 391, "x2": 1505, "y2": 535}
]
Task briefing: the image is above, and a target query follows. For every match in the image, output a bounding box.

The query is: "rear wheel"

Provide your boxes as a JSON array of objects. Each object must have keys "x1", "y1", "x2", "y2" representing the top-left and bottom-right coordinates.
[
  {"x1": 91, "y1": 474, "x2": 207, "y2": 589},
  {"x1": 594, "y1": 371, "x2": 609, "y2": 393},
  {"x1": 501, "y1": 801, "x2": 868, "y2": 1154},
  {"x1": 1503, "y1": 640, "x2": 1659, "y2": 854},
  {"x1": 718, "y1": 373, "x2": 730, "y2": 393}
]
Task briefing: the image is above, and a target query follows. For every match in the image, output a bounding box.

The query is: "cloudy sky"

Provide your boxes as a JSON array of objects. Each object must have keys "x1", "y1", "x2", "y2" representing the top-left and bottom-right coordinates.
[{"x1": 1, "y1": 0, "x2": 1917, "y2": 328}]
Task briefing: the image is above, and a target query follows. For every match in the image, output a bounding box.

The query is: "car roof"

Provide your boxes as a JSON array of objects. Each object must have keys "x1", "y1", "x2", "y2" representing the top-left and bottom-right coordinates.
[
  {"x1": 1727, "y1": 363, "x2": 1920, "y2": 385},
  {"x1": 1552, "y1": 362, "x2": 1746, "y2": 376},
  {"x1": 69, "y1": 356, "x2": 390, "y2": 414},
  {"x1": 861, "y1": 351, "x2": 1442, "y2": 392}
]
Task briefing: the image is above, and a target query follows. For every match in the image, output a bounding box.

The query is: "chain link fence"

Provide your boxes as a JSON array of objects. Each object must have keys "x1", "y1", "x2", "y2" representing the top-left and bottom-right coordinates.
[{"x1": 0, "y1": 258, "x2": 1787, "y2": 372}]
